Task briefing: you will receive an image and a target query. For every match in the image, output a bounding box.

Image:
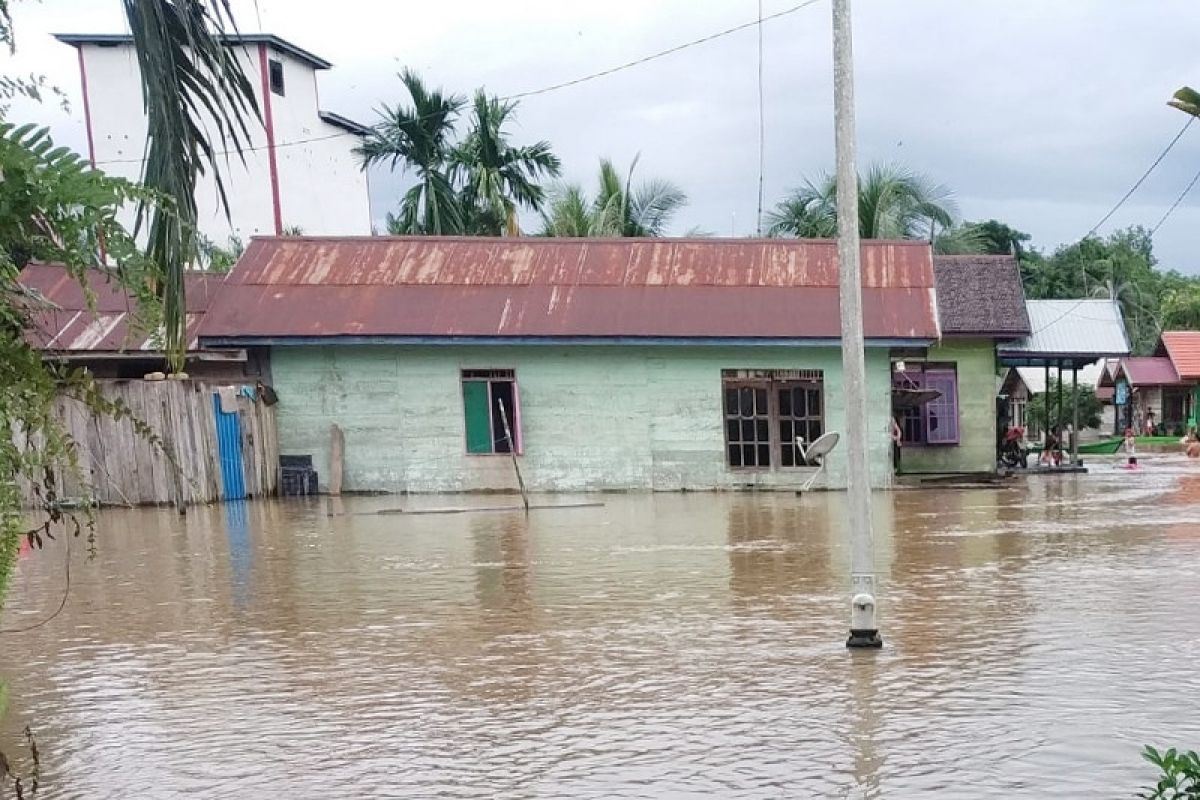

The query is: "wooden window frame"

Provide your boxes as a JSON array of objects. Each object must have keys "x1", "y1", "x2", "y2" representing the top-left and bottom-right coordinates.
[
  {"x1": 721, "y1": 370, "x2": 825, "y2": 471},
  {"x1": 460, "y1": 369, "x2": 522, "y2": 456}
]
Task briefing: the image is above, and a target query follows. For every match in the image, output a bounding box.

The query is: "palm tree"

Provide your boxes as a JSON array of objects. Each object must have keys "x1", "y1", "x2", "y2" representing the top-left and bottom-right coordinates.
[
  {"x1": 539, "y1": 156, "x2": 688, "y2": 237},
  {"x1": 356, "y1": 69, "x2": 465, "y2": 235},
  {"x1": 122, "y1": 0, "x2": 260, "y2": 369},
  {"x1": 1169, "y1": 86, "x2": 1200, "y2": 118},
  {"x1": 452, "y1": 91, "x2": 561, "y2": 236},
  {"x1": 766, "y1": 163, "x2": 958, "y2": 241}
]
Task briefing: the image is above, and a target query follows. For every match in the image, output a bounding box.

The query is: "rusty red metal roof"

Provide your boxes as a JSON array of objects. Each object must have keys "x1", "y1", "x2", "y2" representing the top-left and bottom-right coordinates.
[
  {"x1": 200, "y1": 236, "x2": 940, "y2": 342},
  {"x1": 1116, "y1": 357, "x2": 1182, "y2": 387},
  {"x1": 1159, "y1": 331, "x2": 1200, "y2": 380},
  {"x1": 19, "y1": 262, "x2": 225, "y2": 352}
]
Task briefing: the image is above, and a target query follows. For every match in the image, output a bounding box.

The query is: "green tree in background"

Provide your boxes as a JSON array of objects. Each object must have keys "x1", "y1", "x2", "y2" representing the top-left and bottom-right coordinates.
[
  {"x1": 961, "y1": 219, "x2": 1032, "y2": 256},
  {"x1": 766, "y1": 163, "x2": 960, "y2": 242},
  {"x1": 1169, "y1": 86, "x2": 1200, "y2": 118},
  {"x1": 453, "y1": 91, "x2": 561, "y2": 236},
  {"x1": 540, "y1": 156, "x2": 688, "y2": 237},
  {"x1": 1026, "y1": 380, "x2": 1103, "y2": 432},
  {"x1": 355, "y1": 69, "x2": 465, "y2": 235},
  {"x1": 1161, "y1": 283, "x2": 1200, "y2": 329}
]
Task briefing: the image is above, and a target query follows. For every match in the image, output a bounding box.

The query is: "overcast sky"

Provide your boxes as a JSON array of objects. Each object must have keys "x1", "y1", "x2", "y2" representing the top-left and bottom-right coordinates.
[{"x1": 7, "y1": 0, "x2": 1200, "y2": 272}]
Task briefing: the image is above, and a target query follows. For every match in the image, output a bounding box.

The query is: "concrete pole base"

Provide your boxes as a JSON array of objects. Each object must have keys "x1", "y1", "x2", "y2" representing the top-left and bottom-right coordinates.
[{"x1": 846, "y1": 629, "x2": 883, "y2": 648}]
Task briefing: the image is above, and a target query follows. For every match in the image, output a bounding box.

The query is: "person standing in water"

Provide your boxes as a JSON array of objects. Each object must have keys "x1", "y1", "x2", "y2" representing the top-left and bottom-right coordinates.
[
  {"x1": 1124, "y1": 427, "x2": 1138, "y2": 468},
  {"x1": 1181, "y1": 426, "x2": 1200, "y2": 459}
]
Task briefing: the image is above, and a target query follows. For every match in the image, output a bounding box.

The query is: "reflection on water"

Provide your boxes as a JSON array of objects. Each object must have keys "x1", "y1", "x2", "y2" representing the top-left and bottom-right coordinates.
[{"x1": 2, "y1": 460, "x2": 1200, "y2": 798}]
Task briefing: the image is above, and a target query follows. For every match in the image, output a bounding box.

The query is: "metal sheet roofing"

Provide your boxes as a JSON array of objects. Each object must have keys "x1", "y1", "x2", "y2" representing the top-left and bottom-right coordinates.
[
  {"x1": 1159, "y1": 331, "x2": 1200, "y2": 380},
  {"x1": 20, "y1": 263, "x2": 224, "y2": 353},
  {"x1": 932, "y1": 255, "x2": 1030, "y2": 337},
  {"x1": 1000, "y1": 299, "x2": 1131, "y2": 363},
  {"x1": 199, "y1": 236, "x2": 941, "y2": 343},
  {"x1": 1117, "y1": 357, "x2": 1182, "y2": 387}
]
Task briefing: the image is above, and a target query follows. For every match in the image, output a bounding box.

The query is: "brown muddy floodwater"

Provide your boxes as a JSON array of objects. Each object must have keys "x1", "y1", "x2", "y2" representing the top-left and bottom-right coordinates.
[{"x1": 3, "y1": 459, "x2": 1200, "y2": 798}]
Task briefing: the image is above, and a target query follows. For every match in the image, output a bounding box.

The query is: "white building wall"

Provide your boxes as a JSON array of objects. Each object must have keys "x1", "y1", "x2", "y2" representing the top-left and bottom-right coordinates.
[{"x1": 76, "y1": 40, "x2": 370, "y2": 245}]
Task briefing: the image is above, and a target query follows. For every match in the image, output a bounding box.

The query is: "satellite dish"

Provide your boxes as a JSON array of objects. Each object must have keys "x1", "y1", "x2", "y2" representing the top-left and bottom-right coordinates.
[{"x1": 797, "y1": 431, "x2": 841, "y2": 466}]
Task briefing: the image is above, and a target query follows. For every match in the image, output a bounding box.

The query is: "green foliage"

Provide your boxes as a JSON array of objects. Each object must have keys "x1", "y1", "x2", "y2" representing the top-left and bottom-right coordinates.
[
  {"x1": 1026, "y1": 380, "x2": 1103, "y2": 431},
  {"x1": 1161, "y1": 283, "x2": 1200, "y2": 329},
  {"x1": 1169, "y1": 87, "x2": 1200, "y2": 119},
  {"x1": 540, "y1": 155, "x2": 688, "y2": 238},
  {"x1": 121, "y1": 0, "x2": 259, "y2": 370},
  {"x1": 1016, "y1": 226, "x2": 1200, "y2": 354},
  {"x1": 1141, "y1": 746, "x2": 1200, "y2": 799},
  {"x1": 360, "y1": 71, "x2": 561, "y2": 236},
  {"x1": 766, "y1": 162, "x2": 958, "y2": 241},
  {"x1": 197, "y1": 233, "x2": 244, "y2": 273},
  {"x1": 962, "y1": 219, "x2": 1032, "y2": 256}
]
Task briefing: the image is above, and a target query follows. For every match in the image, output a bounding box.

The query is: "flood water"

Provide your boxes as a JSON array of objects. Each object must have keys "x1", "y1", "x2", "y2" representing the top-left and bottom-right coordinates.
[{"x1": 3, "y1": 459, "x2": 1200, "y2": 798}]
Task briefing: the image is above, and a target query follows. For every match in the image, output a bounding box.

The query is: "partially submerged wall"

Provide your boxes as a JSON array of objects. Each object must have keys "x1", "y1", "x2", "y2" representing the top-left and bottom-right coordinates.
[
  {"x1": 269, "y1": 344, "x2": 896, "y2": 493},
  {"x1": 900, "y1": 339, "x2": 998, "y2": 474}
]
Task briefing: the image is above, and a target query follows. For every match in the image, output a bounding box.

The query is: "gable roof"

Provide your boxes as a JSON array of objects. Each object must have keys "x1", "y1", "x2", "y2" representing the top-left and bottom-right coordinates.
[
  {"x1": 199, "y1": 236, "x2": 941, "y2": 344},
  {"x1": 931, "y1": 255, "x2": 1030, "y2": 337},
  {"x1": 999, "y1": 299, "x2": 1131, "y2": 366},
  {"x1": 1159, "y1": 331, "x2": 1200, "y2": 380},
  {"x1": 1116, "y1": 357, "x2": 1182, "y2": 387},
  {"x1": 54, "y1": 33, "x2": 333, "y2": 69},
  {"x1": 19, "y1": 263, "x2": 225, "y2": 353}
]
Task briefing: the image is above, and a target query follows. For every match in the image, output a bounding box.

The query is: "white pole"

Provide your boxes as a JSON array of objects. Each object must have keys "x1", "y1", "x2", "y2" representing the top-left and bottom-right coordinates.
[{"x1": 832, "y1": 0, "x2": 881, "y2": 648}]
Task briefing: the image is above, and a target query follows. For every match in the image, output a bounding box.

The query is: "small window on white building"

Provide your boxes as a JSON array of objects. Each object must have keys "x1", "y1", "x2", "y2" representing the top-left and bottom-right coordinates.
[{"x1": 269, "y1": 59, "x2": 285, "y2": 96}]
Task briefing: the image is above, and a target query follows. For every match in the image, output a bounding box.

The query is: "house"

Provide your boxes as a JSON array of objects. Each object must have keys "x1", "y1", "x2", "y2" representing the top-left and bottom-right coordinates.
[
  {"x1": 998, "y1": 299, "x2": 1132, "y2": 461},
  {"x1": 1109, "y1": 356, "x2": 1190, "y2": 435},
  {"x1": 1157, "y1": 331, "x2": 1200, "y2": 430},
  {"x1": 19, "y1": 262, "x2": 259, "y2": 380},
  {"x1": 54, "y1": 33, "x2": 372, "y2": 241},
  {"x1": 894, "y1": 255, "x2": 1030, "y2": 474},
  {"x1": 18, "y1": 263, "x2": 278, "y2": 507},
  {"x1": 199, "y1": 236, "x2": 942, "y2": 493}
]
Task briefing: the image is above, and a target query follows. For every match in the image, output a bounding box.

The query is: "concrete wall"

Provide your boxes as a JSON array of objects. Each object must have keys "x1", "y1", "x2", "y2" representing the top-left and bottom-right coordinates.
[
  {"x1": 77, "y1": 41, "x2": 370, "y2": 242},
  {"x1": 900, "y1": 339, "x2": 998, "y2": 474},
  {"x1": 268, "y1": 345, "x2": 897, "y2": 493}
]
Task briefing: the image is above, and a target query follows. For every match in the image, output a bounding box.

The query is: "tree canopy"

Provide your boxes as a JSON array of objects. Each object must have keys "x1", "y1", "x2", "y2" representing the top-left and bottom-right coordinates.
[
  {"x1": 539, "y1": 156, "x2": 687, "y2": 238},
  {"x1": 359, "y1": 72, "x2": 560, "y2": 236}
]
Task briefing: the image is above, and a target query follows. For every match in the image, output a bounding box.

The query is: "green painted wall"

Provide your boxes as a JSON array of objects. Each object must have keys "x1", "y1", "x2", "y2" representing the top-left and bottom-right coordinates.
[
  {"x1": 900, "y1": 339, "x2": 998, "y2": 474},
  {"x1": 269, "y1": 345, "x2": 897, "y2": 493}
]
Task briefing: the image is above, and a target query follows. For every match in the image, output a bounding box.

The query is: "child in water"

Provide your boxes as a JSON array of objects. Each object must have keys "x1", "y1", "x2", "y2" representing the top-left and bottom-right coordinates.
[
  {"x1": 1182, "y1": 427, "x2": 1200, "y2": 459},
  {"x1": 1124, "y1": 427, "x2": 1138, "y2": 468}
]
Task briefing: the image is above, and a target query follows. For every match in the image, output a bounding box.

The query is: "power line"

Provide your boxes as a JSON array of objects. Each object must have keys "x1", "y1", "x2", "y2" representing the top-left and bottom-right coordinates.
[
  {"x1": 1084, "y1": 116, "x2": 1194, "y2": 239},
  {"x1": 1151, "y1": 162, "x2": 1200, "y2": 235},
  {"x1": 94, "y1": 0, "x2": 825, "y2": 169},
  {"x1": 505, "y1": 0, "x2": 823, "y2": 100},
  {"x1": 1027, "y1": 117, "x2": 1197, "y2": 336}
]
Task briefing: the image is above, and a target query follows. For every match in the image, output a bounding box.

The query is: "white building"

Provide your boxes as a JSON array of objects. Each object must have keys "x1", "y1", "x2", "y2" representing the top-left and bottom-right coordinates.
[{"x1": 55, "y1": 33, "x2": 372, "y2": 242}]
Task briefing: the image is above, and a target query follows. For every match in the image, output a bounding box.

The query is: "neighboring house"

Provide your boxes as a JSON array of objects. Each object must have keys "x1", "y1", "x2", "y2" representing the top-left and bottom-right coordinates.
[
  {"x1": 999, "y1": 368, "x2": 1033, "y2": 436},
  {"x1": 895, "y1": 255, "x2": 1030, "y2": 474},
  {"x1": 1110, "y1": 356, "x2": 1189, "y2": 434},
  {"x1": 1094, "y1": 359, "x2": 1120, "y2": 435},
  {"x1": 1157, "y1": 331, "x2": 1200, "y2": 430},
  {"x1": 19, "y1": 262, "x2": 258, "y2": 380},
  {"x1": 199, "y1": 236, "x2": 942, "y2": 493},
  {"x1": 54, "y1": 33, "x2": 372, "y2": 241},
  {"x1": 999, "y1": 299, "x2": 1132, "y2": 460}
]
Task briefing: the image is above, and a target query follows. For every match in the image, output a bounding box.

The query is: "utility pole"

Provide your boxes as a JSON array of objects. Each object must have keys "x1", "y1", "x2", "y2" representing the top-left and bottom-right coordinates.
[{"x1": 832, "y1": 0, "x2": 881, "y2": 648}]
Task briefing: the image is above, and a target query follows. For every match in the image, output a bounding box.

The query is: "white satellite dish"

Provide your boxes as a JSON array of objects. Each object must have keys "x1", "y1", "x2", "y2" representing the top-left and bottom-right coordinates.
[{"x1": 796, "y1": 431, "x2": 842, "y2": 492}]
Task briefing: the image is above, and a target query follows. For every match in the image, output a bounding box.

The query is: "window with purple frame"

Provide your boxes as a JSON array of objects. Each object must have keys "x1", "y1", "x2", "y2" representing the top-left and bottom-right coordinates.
[{"x1": 892, "y1": 365, "x2": 959, "y2": 445}]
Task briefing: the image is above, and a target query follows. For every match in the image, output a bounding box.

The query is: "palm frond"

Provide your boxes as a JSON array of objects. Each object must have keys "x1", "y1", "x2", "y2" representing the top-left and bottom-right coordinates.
[{"x1": 121, "y1": 0, "x2": 258, "y2": 370}]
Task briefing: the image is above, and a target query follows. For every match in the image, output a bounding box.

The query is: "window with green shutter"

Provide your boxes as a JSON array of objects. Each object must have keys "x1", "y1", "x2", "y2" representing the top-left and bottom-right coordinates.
[{"x1": 461, "y1": 370, "x2": 520, "y2": 454}]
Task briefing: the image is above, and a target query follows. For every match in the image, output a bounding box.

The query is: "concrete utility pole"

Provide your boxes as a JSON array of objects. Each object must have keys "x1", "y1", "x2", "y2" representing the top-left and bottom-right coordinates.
[{"x1": 832, "y1": 0, "x2": 881, "y2": 648}]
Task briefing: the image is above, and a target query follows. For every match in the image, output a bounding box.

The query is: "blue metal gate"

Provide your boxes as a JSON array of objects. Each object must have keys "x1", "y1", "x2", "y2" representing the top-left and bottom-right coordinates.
[{"x1": 213, "y1": 393, "x2": 246, "y2": 500}]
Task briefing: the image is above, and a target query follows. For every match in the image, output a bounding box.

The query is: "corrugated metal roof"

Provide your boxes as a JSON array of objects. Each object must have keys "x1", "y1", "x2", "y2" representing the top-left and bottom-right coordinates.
[
  {"x1": 1000, "y1": 299, "x2": 1131, "y2": 360},
  {"x1": 20, "y1": 263, "x2": 224, "y2": 353},
  {"x1": 1159, "y1": 331, "x2": 1200, "y2": 380},
  {"x1": 200, "y1": 236, "x2": 941, "y2": 342},
  {"x1": 1117, "y1": 357, "x2": 1182, "y2": 386},
  {"x1": 1015, "y1": 362, "x2": 1106, "y2": 393}
]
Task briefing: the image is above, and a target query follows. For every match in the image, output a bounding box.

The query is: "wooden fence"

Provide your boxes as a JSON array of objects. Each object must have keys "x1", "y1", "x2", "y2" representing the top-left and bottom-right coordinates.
[{"x1": 30, "y1": 380, "x2": 279, "y2": 508}]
